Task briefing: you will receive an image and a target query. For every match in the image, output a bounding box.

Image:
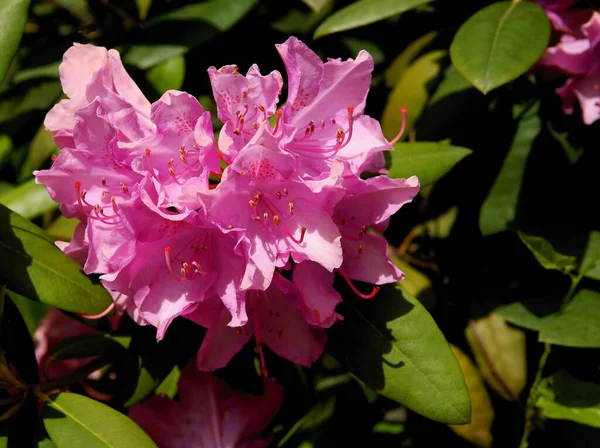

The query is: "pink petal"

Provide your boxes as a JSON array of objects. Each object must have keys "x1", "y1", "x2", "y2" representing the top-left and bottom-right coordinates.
[
  {"x1": 341, "y1": 233, "x2": 404, "y2": 285},
  {"x1": 293, "y1": 261, "x2": 342, "y2": 327}
]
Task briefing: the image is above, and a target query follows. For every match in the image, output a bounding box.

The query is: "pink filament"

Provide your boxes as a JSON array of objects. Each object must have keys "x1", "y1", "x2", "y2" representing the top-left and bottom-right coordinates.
[
  {"x1": 388, "y1": 107, "x2": 408, "y2": 145},
  {"x1": 337, "y1": 267, "x2": 380, "y2": 299}
]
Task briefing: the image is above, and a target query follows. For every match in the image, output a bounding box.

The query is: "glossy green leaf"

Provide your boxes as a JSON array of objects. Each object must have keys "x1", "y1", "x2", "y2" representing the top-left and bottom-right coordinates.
[
  {"x1": 0, "y1": 135, "x2": 11, "y2": 169},
  {"x1": 154, "y1": 365, "x2": 180, "y2": 399},
  {"x1": 314, "y1": 0, "x2": 433, "y2": 39},
  {"x1": 382, "y1": 50, "x2": 446, "y2": 140},
  {"x1": 135, "y1": 0, "x2": 151, "y2": 20},
  {"x1": 479, "y1": 104, "x2": 540, "y2": 236},
  {"x1": 146, "y1": 55, "x2": 185, "y2": 93},
  {"x1": 385, "y1": 32, "x2": 437, "y2": 87},
  {"x1": 0, "y1": 0, "x2": 31, "y2": 83},
  {"x1": 0, "y1": 204, "x2": 112, "y2": 314},
  {"x1": 328, "y1": 285, "x2": 471, "y2": 424},
  {"x1": 581, "y1": 231, "x2": 600, "y2": 280},
  {"x1": 389, "y1": 142, "x2": 472, "y2": 185},
  {"x1": 341, "y1": 38, "x2": 384, "y2": 65},
  {"x1": 537, "y1": 370, "x2": 600, "y2": 428},
  {"x1": 302, "y1": 0, "x2": 330, "y2": 13},
  {"x1": 278, "y1": 397, "x2": 336, "y2": 447},
  {"x1": 125, "y1": 46, "x2": 186, "y2": 70},
  {"x1": 150, "y1": 0, "x2": 257, "y2": 30},
  {"x1": 46, "y1": 335, "x2": 126, "y2": 363},
  {"x1": 539, "y1": 289, "x2": 600, "y2": 348},
  {"x1": 46, "y1": 216, "x2": 78, "y2": 242},
  {"x1": 0, "y1": 179, "x2": 58, "y2": 219},
  {"x1": 495, "y1": 297, "x2": 560, "y2": 332},
  {"x1": 518, "y1": 231, "x2": 577, "y2": 275},
  {"x1": 43, "y1": 393, "x2": 157, "y2": 448},
  {"x1": 450, "y1": 1, "x2": 550, "y2": 94},
  {"x1": 7, "y1": 289, "x2": 47, "y2": 335}
]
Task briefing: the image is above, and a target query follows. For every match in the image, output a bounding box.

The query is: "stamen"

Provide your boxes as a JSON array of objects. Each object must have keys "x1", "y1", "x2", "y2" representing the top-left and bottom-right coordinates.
[
  {"x1": 388, "y1": 107, "x2": 408, "y2": 145},
  {"x1": 273, "y1": 110, "x2": 283, "y2": 134},
  {"x1": 51, "y1": 154, "x2": 57, "y2": 162},
  {"x1": 288, "y1": 202, "x2": 294, "y2": 216},
  {"x1": 164, "y1": 246, "x2": 180, "y2": 281},
  {"x1": 337, "y1": 267, "x2": 380, "y2": 299},
  {"x1": 79, "y1": 301, "x2": 116, "y2": 320}
]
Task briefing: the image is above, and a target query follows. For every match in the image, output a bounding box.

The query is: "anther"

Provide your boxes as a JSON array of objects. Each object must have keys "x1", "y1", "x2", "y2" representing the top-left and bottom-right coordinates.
[
  {"x1": 288, "y1": 202, "x2": 294, "y2": 216},
  {"x1": 111, "y1": 197, "x2": 118, "y2": 214},
  {"x1": 276, "y1": 191, "x2": 282, "y2": 199},
  {"x1": 180, "y1": 262, "x2": 189, "y2": 278},
  {"x1": 234, "y1": 128, "x2": 242, "y2": 135},
  {"x1": 249, "y1": 199, "x2": 257, "y2": 208},
  {"x1": 101, "y1": 177, "x2": 107, "y2": 186},
  {"x1": 273, "y1": 215, "x2": 281, "y2": 225},
  {"x1": 192, "y1": 261, "x2": 203, "y2": 275},
  {"x1": 357, "y1": 245, "x2": 363, "y2": 255},
  {"x1": 51, "y1": 154, "x2": 57, "y2": 162},
  {"x1": 120, "y1": 182, "x2": 128, "y2": 193},
  {"x1": 263, "y1": 212, "x2": 269, "y2": 221}
]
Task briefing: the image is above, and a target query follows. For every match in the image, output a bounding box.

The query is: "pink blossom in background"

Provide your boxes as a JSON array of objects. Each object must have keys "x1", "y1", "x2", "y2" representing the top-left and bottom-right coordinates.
[
  {"x1": 35, "y1": 37, "x2": 419, "y2": 372},
  {"x1": 34, "y1": 308, "x2": 100, "y2": 380},
  {"x1": 535, "y1": 2, "x2": 600, "y2": 124},
  {"x1": 129, "y1": 363, "x2": 283, "y2": 448}
]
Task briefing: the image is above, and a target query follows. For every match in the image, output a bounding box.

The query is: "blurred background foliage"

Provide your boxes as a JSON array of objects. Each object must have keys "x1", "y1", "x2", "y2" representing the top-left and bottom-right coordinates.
[{"x1": 1, "y1": 0, "x2": 600, "y2": 447}]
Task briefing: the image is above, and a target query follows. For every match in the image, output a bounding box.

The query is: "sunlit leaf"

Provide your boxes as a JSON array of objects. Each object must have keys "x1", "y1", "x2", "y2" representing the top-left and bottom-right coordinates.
[
  {"x1": 43, "y1": 393, "x2": 157, "y2": 447},
  {"x1": 314, "y1": 0, "x2": 434, "y2": 39},
  {"x1": 495, "y1": 297, "x2": 559, "y2": 332},
  {"x1": 448, "y1": 345, "x2": 494, "y2": 448},
  {"x1": 385, "y1": 31, "x2": 437, "y2": 87},
  {"x1": 135, "y1": 0, "x2": 152, "y2": 20},
  {"x1": 0, "y1": 0, "x2": 30, "y2": 83},
  {"x1": 146, "y1": 55, "x2": 185, "y2": 93},
  {"x1": 382, "y1": 50, "x2": 446, "y2": 140},
  {"x1": 466, "y1": 314, "x2": 526, "y2": 401},
  {"x1": 46, "y1": 216, "x2": 78, "y2": 242},
  {"x1": 518, "y1": 231, "x2": 577, "y2": 275},
  {"x1": 581, "y1": 231, "x2": 600, "y2": 280},
  {"x1": 537, "y1": 370, "x2": 600, "y2": 428},
  {"x1": 450, "y1": 1, "x2": 550, "y2": 94},
  {"x1": 0, "y1": 179, "x2": 58, "y2": 220},
  {"x1": 539, "y1": 289, "x2": 600, "y2": 348},
  {"x1": 389, "y1": 142, "x2": 472, "y2": 185},
  {"x1": 154, "y1": 365, "x2": 180, "y2": 399},
  {"x1": 328, "y1": 285, "x2": 471, "y2": 424},
  {"x1": 0, "y1": 204, "x2": 112, "y2": 314}
]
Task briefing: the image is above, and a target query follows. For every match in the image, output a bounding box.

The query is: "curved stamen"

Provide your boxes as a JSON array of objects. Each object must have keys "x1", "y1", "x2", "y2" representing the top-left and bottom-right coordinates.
[
  {"x1": 80, "y1": 301, "x2": 116, "y2": 320},
  {"x1": 337, "y1": 267, "x2": 380, "y2": 299},
  {"x1": 273, "y1": 110, "x2": 283, "y2": 134},
  {"x1": 388, "y1": 107, "x2": 408, "y2": 145},
  {"x1": 336, "y1": 106, "x2": 355, "y2": 150}
]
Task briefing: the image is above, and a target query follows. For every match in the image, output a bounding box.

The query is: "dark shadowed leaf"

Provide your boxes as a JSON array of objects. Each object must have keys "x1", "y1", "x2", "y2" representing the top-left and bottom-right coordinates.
[
  {"x1": 537, "y1": 370, "x2": 600, "y2": 428},
  {"x1": 314, "y1": 0, "x2": 434, "y2": 39},
  {"x1": 0, "y1": 204, "x2": 112, "y2": 314},
  {"x1": 0, "y1": 0, "x2": 30, "y2": 83},
  {"x1": 43, "y1": 393, "x2": 157, "y2": 447},
  {"x1": 450, "y1": 1, "x2": 550, "y2": 94},
  {"x1": 389, "y1": 142, "x2": 472, "y2": 185},
  {"x1": 278, "y1": 396, "x2": 336, "y2": 447},
  {"x1": 581, "y1": 231, "x2": 600, "y2": 280},
  {"x1": 479, "y1": 104, "x2": 540, "y2": 235},
  {"x1": 328, "y1": 285, "x2": 470, "y2": 424}
]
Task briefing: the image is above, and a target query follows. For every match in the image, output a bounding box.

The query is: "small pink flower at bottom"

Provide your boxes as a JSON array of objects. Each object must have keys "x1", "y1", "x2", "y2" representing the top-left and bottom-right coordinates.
[
  {"x1": 34, "y1": 308, "x2": 100, "y2": 380},
  {"x1": 129, "y1": 363, "x2": 283, "y2": 448}
]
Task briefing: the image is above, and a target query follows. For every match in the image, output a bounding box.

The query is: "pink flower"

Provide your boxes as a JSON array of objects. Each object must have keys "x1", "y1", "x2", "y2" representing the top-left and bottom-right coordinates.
[
  {"x1": 187, "y1": 273, "x2": 327, "y2": 371},
  {"x1": 34, "y1": 308, "x2": 100, "y2": 380},
  {"x1": 196, "y1": 126, "x2": 344, "y2": 291},
  {"x1": 539, "y1": 12, "x2": 600, "y2": 124},
  {"x1": 535, "y1": 0, "x2": 591, "y2": 35},
  {"x1": 208, "y1": 37, "x2": 394, "y2": 182},
  {"x1": 129, "y1": 363, "x2": 283, "y2": 448}
]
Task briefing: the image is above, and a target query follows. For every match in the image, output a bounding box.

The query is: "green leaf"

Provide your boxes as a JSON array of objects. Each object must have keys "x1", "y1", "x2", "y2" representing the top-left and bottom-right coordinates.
[
  {"x1": 495, "y1": 297, "x2": 560, "y2": 332},
  {"x1": 29, "y1": 124, "x2": 58, "y2": 170},
  {"x1": 302, "y1": 0, "x2": 330, "y2": 13},
  {"x1": 518, "y1": 231, "x2": 577, "y2": 275},
  {"x1": 314, "y1": 0, "x2": 433, "y2": 39},
  {"x1": 0, "y1": 204, "x2": 112, "y2": 314},
  {"x1": 0, "y1": 179, "x2": 58, "y2": 219},
  {"x1": 6, "y1": 289, "x2": 47, "y2": 335},
  {"x1": 539, "y1": 289, "x2": 600, "y2": 348},
  {"x1": 146, "y1": 55, "x2": 185, "y2": 93},
  {"x1": 43, "y1": 393, "x2": 157, "y2": 448},
  {"x1": 479, "y1": 104, "x2": 541, "y2": 236},
  {"x1": 150, "y1": 0, "x2": 257, "y2": 30},
  {"x1": 46, "y1": 335, "x2": 126, "y2": 362},
  {"x1": 278, "y1": 397, "x2": 336, "y2": 447},
  {"x1": 328, "y1": 285, "x2": 471, "y2": 424},
  {"x1": 382, "y1": 50, "x2": 446, "y2": 140},
  {"x1": 341, "y1": 38, "x2": 384, "y2": 65},
  {"x1": 154, "y1": 365, "x2": 180, "y2": 398},
  {"x1": 537, "y1": 370, "x2": 600, "y2": 428},
  {"x1": 0, "y1": 0, "x2": 31, "y2": 83},
  {"x1": 125, "y1": 46, "x2": 187, "y2": 71},
  {"x1": 0, "y1": 135, "x2": 12, "y2": 169},
  {"x1": 135, "y1": 0, "x2": 151, "y2": 20},
  {"x1": 389, "y1": 142, "x2": 472, "y2": 185},
  {"x1": 581, "y1": 231, "x2": 600, "y2": 280},
  {"x1": 13, "y1": 61, "x2": 59, "y2": 84},
  {"x1": 385, "y1": 32, "x2": 437, "y2": 88},
  {"x1": 450, "y1": 1, "x2": 550, "y2": 94},
  {"x1": 46, "y1": 216, "x2": 78, "y2": 242}
]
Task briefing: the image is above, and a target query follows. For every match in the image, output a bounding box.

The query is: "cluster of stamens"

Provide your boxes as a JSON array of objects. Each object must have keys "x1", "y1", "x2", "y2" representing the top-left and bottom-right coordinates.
[
  {"x1": 163, "y1": 235, "x2": 210, "y2": 282},
  {"x1": 248, "y1": 190, "x2": 306, "y2": 245},
  {"x1": 233, "y1": 103, "x2": 268, "y2": 138},
  {"x1": 74, "y1": 181, "x2": 123, "y2": 223}
]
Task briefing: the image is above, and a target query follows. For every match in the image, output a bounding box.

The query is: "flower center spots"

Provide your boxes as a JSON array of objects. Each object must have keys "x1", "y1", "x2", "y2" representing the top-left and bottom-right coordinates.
[
  {"x1": 144, "y1": 147, "x2": 202, "y2": 186},
  {"x1": 173, "y1": 113, "x2": 196, "y2": 136},
  {"x1": 246, "y1": 157, "x2": 278, "y2": 181},
  {"x1": 74, "y1": 181, "x2": 124, "y2": 224},
  {"x1": 163, "y1": 232, "x2": 213, "y2": 282}
]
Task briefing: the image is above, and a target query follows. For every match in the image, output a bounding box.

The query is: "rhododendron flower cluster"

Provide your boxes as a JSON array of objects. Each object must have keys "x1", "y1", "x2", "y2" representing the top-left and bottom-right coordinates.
[
  {"x1": 536, "y1": 1, "x2": 600, "y2": 124},
  {"x1": 35, "y1": 37, "x2": 419, "y2": 374}
]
